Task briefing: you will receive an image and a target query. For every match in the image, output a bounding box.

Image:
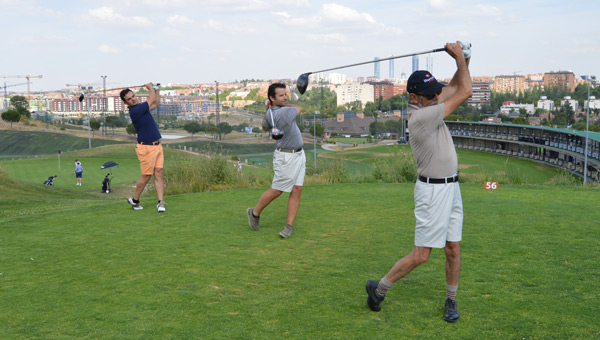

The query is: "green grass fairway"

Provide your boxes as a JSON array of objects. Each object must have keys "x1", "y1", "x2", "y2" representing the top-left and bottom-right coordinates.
[
  {"x1": 1, "y1": 144, "x2": 148, "y2": 195},
  {"x1": 1, "y1": 179, "x2": 598, "y2": 339},
  {"x1": 0, "y1": 130, "x2": 124, "y2": 157},
  {"x1": 322, "y1": 145, "x2": 563, "y2": 184}
]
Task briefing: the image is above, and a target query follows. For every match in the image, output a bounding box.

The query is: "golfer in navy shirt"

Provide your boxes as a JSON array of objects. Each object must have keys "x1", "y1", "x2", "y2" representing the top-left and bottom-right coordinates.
[{"x1": 120, "y1": 83, "x2": 166, "y2": 213}]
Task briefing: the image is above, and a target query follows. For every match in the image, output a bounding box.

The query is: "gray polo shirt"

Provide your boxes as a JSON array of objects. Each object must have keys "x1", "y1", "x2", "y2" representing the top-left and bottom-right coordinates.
[
  {"x1": 264, "y1": 106, "x2": 303, "y2": 150},
  {"x1": 407, "y1": 102, "x2": 457, "y2": 178}
]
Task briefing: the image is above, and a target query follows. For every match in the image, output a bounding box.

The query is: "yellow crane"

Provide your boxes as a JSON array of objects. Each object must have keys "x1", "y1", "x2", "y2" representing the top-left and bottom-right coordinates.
[{"x1": 0, "y1": 75, "x2": 43, "y2": 99}]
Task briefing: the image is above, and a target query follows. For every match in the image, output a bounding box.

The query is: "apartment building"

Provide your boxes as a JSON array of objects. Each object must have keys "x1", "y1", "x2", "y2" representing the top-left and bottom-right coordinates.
[
  {"x1": 335, "y1": 82, "x2": 374, "y2": 107},
  {"x1": 493, "y1": 75, "x2": 525, "y2": 93},
  {"x1": 544, "y1": 71, "x2": 576, "y2": 92}
]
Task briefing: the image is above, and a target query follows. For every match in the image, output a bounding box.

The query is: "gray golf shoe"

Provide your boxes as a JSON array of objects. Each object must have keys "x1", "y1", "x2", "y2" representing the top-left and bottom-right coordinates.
[
  {"x1": 247, "y1": 208, "x2": 259, "y2": 231},
  {"x1": 127, "y1": 197, "x2": 143, "y2": 210},
  {"x1": 279, "y1": 224, "x2": 293, "y2": 238},
  {"x1": 157, "y1": 200, "x2": 166, "y2": 213}
]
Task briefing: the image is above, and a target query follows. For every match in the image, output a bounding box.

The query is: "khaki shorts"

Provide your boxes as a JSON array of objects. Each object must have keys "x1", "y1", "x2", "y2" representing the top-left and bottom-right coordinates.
[
  {"x1": 272, "y1": 149, "x2": 305, "y2": 192},
  {"x1": 413, "y1": 180, "x2": 463, "y2": 248},
  {"x1": 135, "y1": 144, "x2": 164, "y2": 175}
]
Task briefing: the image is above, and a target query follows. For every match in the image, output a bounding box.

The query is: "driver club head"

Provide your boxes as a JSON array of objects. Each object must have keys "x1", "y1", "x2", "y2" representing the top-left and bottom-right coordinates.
[
  {"x1": 296, "y1": 72, "x2": 311, "y2": 95},
  {"x1": 78, "y1": 93, "x2": 84, "y2": 102}
]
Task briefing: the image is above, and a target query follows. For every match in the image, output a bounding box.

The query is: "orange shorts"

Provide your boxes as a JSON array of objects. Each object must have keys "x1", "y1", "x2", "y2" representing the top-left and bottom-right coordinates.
[{"x1": 135, "y1": 144, "x2": 164, "y2": 175}]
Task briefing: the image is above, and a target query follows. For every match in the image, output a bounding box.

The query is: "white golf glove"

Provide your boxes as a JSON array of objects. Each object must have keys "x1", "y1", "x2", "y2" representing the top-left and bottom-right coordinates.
[{"x1": 459, "y1": 40, "x2": 471, "y2": 59}]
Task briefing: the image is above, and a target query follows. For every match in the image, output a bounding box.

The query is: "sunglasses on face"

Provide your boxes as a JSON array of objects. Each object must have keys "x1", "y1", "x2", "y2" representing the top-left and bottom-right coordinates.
[{"x1": 417, "y1": 89, "x2": 442, "y2": 100}]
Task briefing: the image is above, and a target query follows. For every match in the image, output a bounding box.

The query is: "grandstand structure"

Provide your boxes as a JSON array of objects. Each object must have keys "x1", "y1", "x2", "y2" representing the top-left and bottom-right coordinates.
[{"x1": 435, "y1": 121, "x2": 600, "y2": 182}]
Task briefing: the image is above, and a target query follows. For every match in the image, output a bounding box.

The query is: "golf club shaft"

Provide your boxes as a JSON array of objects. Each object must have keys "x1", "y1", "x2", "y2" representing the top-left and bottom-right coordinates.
[
  {"x1": 91, "y1": 84, "x2": 160, "y2": 93},
  {"x1": 309, "y1": 47, "x2": 447, "y2": 74}
]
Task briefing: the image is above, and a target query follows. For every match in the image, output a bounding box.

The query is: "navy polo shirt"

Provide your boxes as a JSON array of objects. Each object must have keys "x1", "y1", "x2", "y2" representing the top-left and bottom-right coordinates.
[{"x1": 129, "y1": 102, "x2": 161, "y2": 144}]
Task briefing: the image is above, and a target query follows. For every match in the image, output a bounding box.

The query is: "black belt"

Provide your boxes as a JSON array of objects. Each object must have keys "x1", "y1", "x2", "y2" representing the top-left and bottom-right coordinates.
[
  {"x1": 418, "y1": 173, "x2": 459, "y2": 184},
  {"x1": 138, "y1": 141, "x2": 160, "y2": 145},
  {"x1": 276, "y1": 147, "x2": 302, "y2": 153}
]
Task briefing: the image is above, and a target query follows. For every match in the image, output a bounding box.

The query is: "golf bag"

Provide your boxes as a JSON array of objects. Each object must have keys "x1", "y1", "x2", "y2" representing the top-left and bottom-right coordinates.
[
  {"x1": 44, "y1": 175, "x2": 56, "y2": 186},
  {"x1": 101, "y1": 173, "x2": 112, "y2": 193}
]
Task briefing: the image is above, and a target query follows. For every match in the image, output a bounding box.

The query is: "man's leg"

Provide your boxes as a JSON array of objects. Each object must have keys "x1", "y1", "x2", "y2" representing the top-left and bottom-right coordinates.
[
  {"x1": 134, "y1": 174, "x2": 152, "y2": 200},
  {"x1": 385, "y1": 246, "x2": 432, "y2": 283},
  {"x1": 366, "y1": 246, "x2": 431, "y2": 312},
  {"x1": 253, "y1": 188, "x2": 283, "y2": 216},
  {"x1": 444, "y1": 241, "x2": 461, "y2": 322},
  {"x1": 285, "y1": 185, "x2": 303, "y2": 226},
  {"x1": 154, "y1": 167, "x2": 164, "y2": 201},
  {"x1": 444, "y1": 241, "x2": 461, "y2": 286}
]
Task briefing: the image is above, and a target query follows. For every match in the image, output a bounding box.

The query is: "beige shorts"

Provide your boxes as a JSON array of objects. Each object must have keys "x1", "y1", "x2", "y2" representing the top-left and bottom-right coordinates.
[
  {"x1": 135, "y1": 144, "x2": 164, "y2": 175},
  {"x1": 271, "y1": 149, "x2": 305, "y2": 192},
  {"x1": 413, "y1": 179, "x2": 463, "y2": 248}
]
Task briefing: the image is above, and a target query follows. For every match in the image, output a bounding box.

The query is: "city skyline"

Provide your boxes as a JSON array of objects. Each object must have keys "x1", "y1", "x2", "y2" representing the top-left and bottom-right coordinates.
[{"x1": 1, "y1": 0, "x2": 598, "y2": 92}]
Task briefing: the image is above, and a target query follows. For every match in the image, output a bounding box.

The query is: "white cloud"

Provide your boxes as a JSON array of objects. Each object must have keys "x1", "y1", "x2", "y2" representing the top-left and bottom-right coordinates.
[
  {"x1": 428, "y1": 0, "x2": 450, "y2": 9},
  {"x1": 0, "y1": 0, "x2": 63, "y2": 16},
  {"x1": 18, "y1": 34, "x2": 74, "y2": 45},
  {"x1": 471, "y1": 4, "x2": 502, "y2": 16},
  {"x1": 272, "y1": 3, "x2": 401, "y2": 37},
  {"x1": 203, "y1": 19, "x2": 255, "y2": 34},
  {"x1": 272, "y1": 11, "x2": 320, "y2": 26},
  {"x1": 88, "y1": 7, "x2": 152, "y2": 27},
  {"x1": 167, "y1": 15, "x2": 195, "y2": 25},
  {"x1": 306, "y1": 33, "x2": 348, "y2": 44},
  {"x1": 320, "y1": 4, "x2": 375, "y2": 24},
  {"x1": 98, "y1": 44, "x2": 120, "y2": 54},
  {"x1": 128, "y1": 42, "x2": 156, "y2": 50}
]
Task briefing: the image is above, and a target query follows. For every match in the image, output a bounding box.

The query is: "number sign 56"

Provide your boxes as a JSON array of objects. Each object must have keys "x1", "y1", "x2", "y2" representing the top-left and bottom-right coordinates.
[{"x1": 484, "y1": 181, "x2": 498, "y2": 190}]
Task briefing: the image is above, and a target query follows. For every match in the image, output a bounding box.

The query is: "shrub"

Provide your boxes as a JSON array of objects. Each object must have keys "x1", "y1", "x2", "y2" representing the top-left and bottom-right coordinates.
[{"x1": 371, "y1": 150, "x2": 417, "y2": 183}]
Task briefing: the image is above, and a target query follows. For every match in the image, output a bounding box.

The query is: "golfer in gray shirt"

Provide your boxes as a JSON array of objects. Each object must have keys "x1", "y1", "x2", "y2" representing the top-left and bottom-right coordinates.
[{"x1": 246, "y1": 83, "x2": 305, "y2": 238}]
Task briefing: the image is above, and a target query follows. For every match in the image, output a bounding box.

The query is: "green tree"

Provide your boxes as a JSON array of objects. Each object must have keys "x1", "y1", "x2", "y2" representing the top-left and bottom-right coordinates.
[
  {"x1": 184, "y1": 121, "x2": 203, "y2": 140},
  {"x1": 90, "y1": 119, "x2": 101, "y2": 137},
  {"x1": 205, "y1": 126, "x2": 219, "y2": 139},
  {"x1": 10, "y1": 95, "x2": 30, "y2": 118},
  {"x1": 126, "y1": 123, "x2": 137, "y2": 137},
  {"x1": 513, "y1": 117, "x2": 529, "y2": 125},
  {"x1": 105, "y1": 116, "x2": 117, "y2": 135},
  {"x1": 444, "y1": 114, "x2": 462, "y2": 121},
  {"x1": 217, "y1": 122, "x2": 233, "y2": 138},
  {"x1": 363, "y1": 102, "x2": 378, "y2": 117},
  {"x1": 1, "y1": 109, "x2": 20, "y2": 128},
  {"x1": 308, "y1": 123, "x2": 324, "y2": 138},
  {"x1": 369, "y1": 121, "x2": 386, "y2": 137}
]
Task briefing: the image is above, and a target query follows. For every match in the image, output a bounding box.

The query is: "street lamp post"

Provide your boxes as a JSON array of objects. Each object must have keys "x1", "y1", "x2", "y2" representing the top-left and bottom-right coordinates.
[
  {"x1": 215, "y1": 80, "x2": 220, "y2": 140},
  {"x1": 101, "y1": 75, "x2": 107, "y2": 136},
  {"x1": 86, "y1": 86, "x2": 93, "y2": 149},
  {"x1": 314, "y1": 111, "x2": 319, "y2": 171},
  {"x1": 583, "y1": 84, "x2": 591, "y2": 186}
]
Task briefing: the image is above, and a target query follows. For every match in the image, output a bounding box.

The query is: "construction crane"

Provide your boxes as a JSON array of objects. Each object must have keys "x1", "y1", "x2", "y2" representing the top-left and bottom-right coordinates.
[
  {"x1": 0, "y1": 75, "x2": 43, "y2": 99},
  {"x1": 2, "y1": 82, "x2": 29, "y2": 97},
  {"x1": 2, "y1": 82, "x2": 30, "y2": 109}
]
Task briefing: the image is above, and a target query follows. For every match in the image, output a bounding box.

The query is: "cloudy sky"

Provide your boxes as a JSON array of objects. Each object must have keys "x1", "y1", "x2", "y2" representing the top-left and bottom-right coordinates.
[{"x1": 1, "y1": 0, "x2": 598, "y2": 91}]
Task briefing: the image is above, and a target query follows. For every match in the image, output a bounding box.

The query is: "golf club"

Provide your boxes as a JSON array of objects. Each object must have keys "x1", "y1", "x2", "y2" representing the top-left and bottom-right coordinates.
[
  {"x1": 79, "y1": 83, "x2": 161, "y2": 99},
  {"x1": 296, "y1": 44, "x2": 470, "y2": 94},
  {"x1": 99, "y1": 83, "x2": 161, "y2": 93}
]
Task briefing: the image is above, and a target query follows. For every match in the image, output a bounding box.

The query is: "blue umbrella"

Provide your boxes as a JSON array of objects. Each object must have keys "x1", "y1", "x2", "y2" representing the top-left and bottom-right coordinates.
[{"x1": 100, "y1": 161, "x2": 119, "y2": 169}]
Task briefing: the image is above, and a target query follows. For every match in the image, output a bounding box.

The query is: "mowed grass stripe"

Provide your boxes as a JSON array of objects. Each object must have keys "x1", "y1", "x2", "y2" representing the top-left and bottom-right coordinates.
[{"x1": 1, "y1": 184, "x2": 598, "y2": 339}]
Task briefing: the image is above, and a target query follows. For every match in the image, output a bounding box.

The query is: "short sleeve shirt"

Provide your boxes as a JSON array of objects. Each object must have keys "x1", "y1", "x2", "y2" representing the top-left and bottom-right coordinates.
[
  {"x1": 264, "y1": 106, "x2": 303, "y2": 149},
  {"x1": 128, "y1": 102, "x2": 162, "y2": 144},
  {"x1": 407, "y1": 102, "x2": 457, "y2": 178}
]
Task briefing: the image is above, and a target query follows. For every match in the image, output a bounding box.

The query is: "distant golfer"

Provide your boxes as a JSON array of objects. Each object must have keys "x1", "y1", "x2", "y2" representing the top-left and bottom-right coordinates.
[
  {"x1": 74, "y1": 160, "x2": 83, "y2": 186},
  {"x1": 120, "y1": 83, "x2": 166, "y2": 213},
  {"x1": 365, "y1": 41, "x2": 472, "y2": 323},
  {"x1": 246, "y1": 83, "x2": 304, "y2": 238}
]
